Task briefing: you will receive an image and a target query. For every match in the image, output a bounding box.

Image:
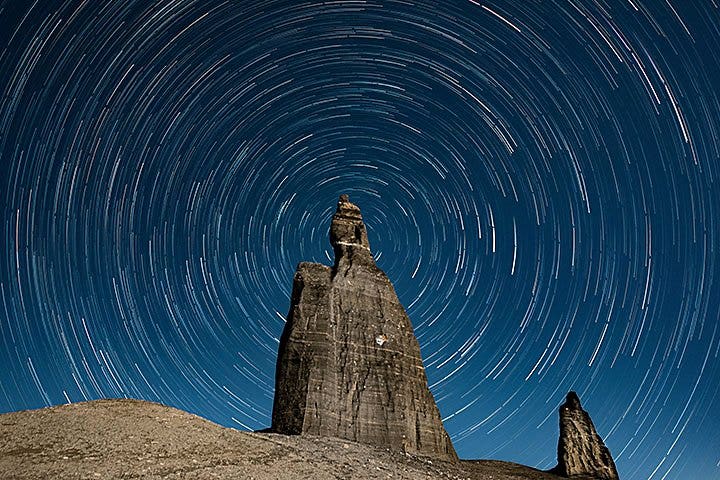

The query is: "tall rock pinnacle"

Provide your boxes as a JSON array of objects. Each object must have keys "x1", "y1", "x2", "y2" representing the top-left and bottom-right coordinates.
[
  {"x1": 551, "y1": 392, "x2": 619, "y2": 479},
  {"x1": 271, "y1": 195, "x2": 457, "y2": 461}
]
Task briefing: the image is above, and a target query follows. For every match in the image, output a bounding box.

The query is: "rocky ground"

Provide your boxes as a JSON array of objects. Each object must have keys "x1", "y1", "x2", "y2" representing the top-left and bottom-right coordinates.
[{"x1": 0, "y1": 399, "x2": 568, "y2": 480}]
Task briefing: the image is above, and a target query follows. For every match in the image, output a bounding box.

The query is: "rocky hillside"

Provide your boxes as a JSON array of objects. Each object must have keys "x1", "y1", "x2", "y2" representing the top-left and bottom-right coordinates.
[{"x1": 0, "y1": 398, "x2": 566, "y2": 480}]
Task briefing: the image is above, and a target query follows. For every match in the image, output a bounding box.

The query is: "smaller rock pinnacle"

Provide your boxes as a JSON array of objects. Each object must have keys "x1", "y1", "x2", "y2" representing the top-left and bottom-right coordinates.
[{"x1": 552, "y1": 391, "x2": 619, "y2": 480}]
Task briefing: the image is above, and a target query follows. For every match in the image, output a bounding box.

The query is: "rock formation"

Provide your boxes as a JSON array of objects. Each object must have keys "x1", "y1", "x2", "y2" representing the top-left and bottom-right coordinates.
[
  {"x1": 271, "y1": 194, "x2": 457, "y2": 461},
  {"x1": 551, "y1": 392, "x2": 619, "y2": 479}
]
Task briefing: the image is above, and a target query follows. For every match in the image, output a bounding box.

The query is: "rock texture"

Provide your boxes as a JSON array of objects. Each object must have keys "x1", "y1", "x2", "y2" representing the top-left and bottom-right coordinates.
[
  {"x1": 271, "y1": 194, "x2": 457, "y2": 461},
  {"x1": 550, "y1": 392, "x2": 619, "y2": 480},
  {"x1": 0, "y1": 399, "x2": 567, "y2": 480}
]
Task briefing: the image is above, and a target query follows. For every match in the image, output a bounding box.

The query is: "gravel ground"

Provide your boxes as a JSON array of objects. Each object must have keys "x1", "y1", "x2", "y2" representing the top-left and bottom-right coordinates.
[{"x1": 0, "y1": 399, "x2": 568, "y2": 480}]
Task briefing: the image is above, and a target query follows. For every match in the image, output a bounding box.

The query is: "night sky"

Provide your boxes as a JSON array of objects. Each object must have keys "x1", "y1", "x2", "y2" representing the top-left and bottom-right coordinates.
[{"x1": 1, "y1": 1, "x2": 719, "y2": 478}]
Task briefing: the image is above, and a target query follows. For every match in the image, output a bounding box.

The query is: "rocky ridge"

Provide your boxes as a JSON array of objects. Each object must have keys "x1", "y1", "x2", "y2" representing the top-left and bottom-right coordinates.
[{"x1": 0, "y1": 399, "x2": 567, "y2": 480}]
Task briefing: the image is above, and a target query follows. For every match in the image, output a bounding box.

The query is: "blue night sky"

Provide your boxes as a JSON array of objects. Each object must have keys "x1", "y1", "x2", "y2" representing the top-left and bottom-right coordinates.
[{"x1": 1, "y1": 1, "x2": 719, "y2": 479}]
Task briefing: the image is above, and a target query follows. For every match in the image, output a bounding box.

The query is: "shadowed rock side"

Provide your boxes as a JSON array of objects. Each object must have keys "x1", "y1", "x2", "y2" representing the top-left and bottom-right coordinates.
[
  {"x1": 550, "y1": 392, "x2": 619, "y2": 480},
  {"x1": 271, "y1": 195, "x2": 457, "y2": 461}
]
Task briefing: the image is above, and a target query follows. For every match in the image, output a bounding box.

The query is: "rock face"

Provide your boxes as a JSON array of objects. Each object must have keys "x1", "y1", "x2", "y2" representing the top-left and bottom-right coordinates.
[
  {"x1": 271, "y1": 195, "x2": 457, "y2": 461},
  {"x1": 551, "y1": 392, "x2": 619, "y2": 479}
]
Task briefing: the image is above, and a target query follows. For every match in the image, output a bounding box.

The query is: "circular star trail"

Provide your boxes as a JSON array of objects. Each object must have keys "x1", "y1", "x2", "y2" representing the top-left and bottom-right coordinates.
[{"x1": 1, "y1": 1, "x2": 719, "y2": 478}]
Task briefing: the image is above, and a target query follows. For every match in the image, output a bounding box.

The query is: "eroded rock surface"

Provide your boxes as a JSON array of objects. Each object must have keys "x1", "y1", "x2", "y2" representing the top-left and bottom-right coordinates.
[
  {"x1": 551, "y1": 392, "x2": 619, "y2": 479},
  {"x1": 271, "y1": 195, "x2": 457, "y2": 461}
]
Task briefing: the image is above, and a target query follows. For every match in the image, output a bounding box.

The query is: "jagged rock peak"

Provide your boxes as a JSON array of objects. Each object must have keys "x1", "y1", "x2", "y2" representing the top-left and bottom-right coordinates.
[
  {"x1": 329, "y1": 194, "x2": 374, "y2": 267},
  {"x1": 552, "y1": 391, "x2": 619, "y2": 480},
  {"x1": 271, "y1": 195, "x2": 457, "y2": 462}
]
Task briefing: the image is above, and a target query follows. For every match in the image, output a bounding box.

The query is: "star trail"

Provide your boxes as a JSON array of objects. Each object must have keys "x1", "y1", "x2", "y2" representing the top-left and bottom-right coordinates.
[{"x1": 1, "y1": 1, "x2": 719, "y2": 478}]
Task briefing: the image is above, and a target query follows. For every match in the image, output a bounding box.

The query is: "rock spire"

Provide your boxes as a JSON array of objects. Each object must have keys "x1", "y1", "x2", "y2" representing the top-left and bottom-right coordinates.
[
  {"x1": 271, "y1": 195, "x2": 457, "y2": 461},
  {"x1": 551, "y1": 391, "x2": 619, "y2": 479}
]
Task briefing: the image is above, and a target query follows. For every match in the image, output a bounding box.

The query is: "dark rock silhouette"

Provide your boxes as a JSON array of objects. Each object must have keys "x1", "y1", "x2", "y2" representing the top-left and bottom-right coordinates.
[
  {"x1": 550, "y1": 392, "x2": 619, "y2": 479},
  {"x1": 271, "y1": 194, "x2": 457, "y2": 461}
]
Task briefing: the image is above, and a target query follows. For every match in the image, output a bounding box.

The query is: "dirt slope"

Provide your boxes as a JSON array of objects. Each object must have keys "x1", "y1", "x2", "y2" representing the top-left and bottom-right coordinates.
[{"x1": 0, "y1": 399, "x2": 565, "y2": 480}]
